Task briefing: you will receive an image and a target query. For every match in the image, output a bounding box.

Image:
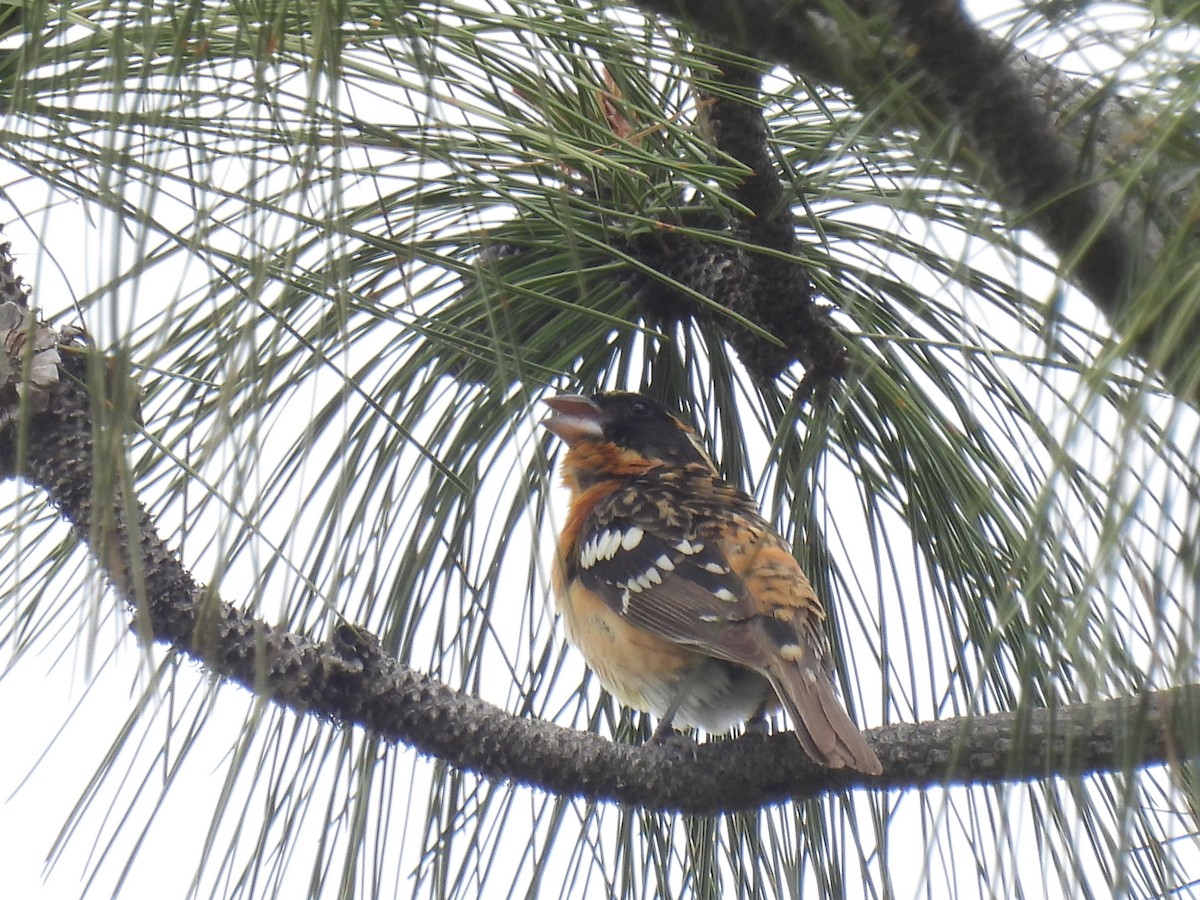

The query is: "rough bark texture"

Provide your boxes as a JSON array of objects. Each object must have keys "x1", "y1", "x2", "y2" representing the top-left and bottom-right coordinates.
[
  {"x1": 632, "y1": 0, "x2": 1198, "y2": 401},
  {"x1": 624, "y1": 54, "x2": 847, "y2": 387},
  {"x1": 2, "y1": 300, "x2": 1193, "y2": 814},
  {"x1": 3, "y1": 2, "x2": 1199, "y2": 815},
  {"x1": 470, "y1": 0, "x2": 1199, "y2": 399}
]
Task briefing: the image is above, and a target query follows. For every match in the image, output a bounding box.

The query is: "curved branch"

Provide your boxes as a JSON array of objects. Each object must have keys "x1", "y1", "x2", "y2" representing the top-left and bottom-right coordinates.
[
  {"x1": 3, "y1": 329, "x2": 1192, "y2": 815},
  {"x1": 629, "y1": 52, "x2": 847, "y2": 386},
  {"x1": 634, "y1": 0, "x2": 1198, "y2": 401}
]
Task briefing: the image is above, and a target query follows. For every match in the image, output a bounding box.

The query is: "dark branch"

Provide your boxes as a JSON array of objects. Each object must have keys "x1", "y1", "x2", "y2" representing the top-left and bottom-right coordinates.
[
  {"x1": 632, "y1": 0, "x2": 1200, "y2": 401},
  {"x1": 467, "y1": 48, "x2": 848, "y2": 388},
  {"x1": 884, "y1": 1, "x2": 1134, "y2": 315},
  {"x1": 628, "y1": 51, "x2": 847, "y2": 385},
  {"x1": 3, "y1": 318, "x2": 1193, "y2": 815}
]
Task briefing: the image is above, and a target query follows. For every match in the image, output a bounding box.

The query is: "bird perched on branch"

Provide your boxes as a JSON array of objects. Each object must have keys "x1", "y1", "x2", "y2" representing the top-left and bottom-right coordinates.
[{"x1": 542, "y1": 391, "x2": 881, "y2": 775}]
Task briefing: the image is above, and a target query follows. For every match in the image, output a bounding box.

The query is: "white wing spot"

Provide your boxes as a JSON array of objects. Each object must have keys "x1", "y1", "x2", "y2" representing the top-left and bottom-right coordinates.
[
  {"x1": 714, "y1": 588, "x2": 738, "y2": 603},
  {"x1": 636, "y1": 567, "x2": 663, "y2": 590},
  {"x1": 620, "y1": 526, "x2": 644, "y2": 551},
  {"x1": 582, "y1": 529, "x2": 625, "y2": 568},
  {"x1": 703, "y1": 561, "x2": 728, "y2": 574},
  {"x1": 655, "y1": 554, "x2": 676, "y2": 572},
  {"x1": 674, "y1": 539, "x2": 704, "y2": 556},
  {"x1": 780, "y1": 644, "x2": 806, "y2": 662},
  {"x1": 601, "y1": 529, "x2": 622, "y2": 561}
]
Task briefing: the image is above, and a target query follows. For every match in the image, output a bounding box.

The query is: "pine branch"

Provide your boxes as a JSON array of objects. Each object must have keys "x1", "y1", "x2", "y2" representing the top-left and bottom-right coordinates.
[
  {"x1": 632, "y1": 0, "x2": 1199, "y2": 401},
  {"x1": 2, "y1": 299, "x2": 1193, "y2": 816},
  {"x1": 627, "y1": 51, "x2": 847, "y2": 386},
  {"x1": 474, "y1": 51, "x2": 848, "y2": 388}
]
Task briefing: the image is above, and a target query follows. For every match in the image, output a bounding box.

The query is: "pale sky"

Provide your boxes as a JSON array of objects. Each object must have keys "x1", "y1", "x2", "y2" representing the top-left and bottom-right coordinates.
[{"x1": 2, "y1": 3, "x2": 1196, "y2": 897}]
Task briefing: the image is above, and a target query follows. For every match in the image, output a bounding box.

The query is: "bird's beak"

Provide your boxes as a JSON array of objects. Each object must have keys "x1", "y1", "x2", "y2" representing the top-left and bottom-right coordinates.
[{"x1": 541, "y1": 394, "x2": 608, "y2": 446}]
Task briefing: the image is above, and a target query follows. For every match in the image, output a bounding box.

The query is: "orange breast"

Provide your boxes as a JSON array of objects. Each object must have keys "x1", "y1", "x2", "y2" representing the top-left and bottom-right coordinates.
[
  {"x1": 556, "y1": 576, "x2": 699, "y2": 712},
  {"x1": 550, "y1": 473, "x2": 774, "y2": 731},
  {"x1": 552, "y1": 560, "x2": 774, "y2": 731}
]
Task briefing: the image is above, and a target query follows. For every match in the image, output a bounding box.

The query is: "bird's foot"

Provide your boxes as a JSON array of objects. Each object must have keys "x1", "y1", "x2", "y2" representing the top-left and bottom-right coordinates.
[
  {"x1": 743, "y1": 715, "x2": 771, "y2": 740},
  {"x1": 648, "y1": 723, "x2": 699, "y2": 759}
]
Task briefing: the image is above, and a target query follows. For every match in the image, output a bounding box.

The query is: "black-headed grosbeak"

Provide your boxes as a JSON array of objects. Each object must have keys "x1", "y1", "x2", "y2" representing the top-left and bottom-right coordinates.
[{"x1": 542, "y1": 391, "x2": 882, "y2": 775}]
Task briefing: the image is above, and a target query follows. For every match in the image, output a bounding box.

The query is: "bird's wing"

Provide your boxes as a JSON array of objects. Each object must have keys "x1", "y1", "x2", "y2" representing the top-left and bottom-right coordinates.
[
  {"x1": 573, "y1": 471, "x2": 881, "y2": 773},
  {"x1": 570, "y1": 472, "x2": 819, "y2": 667}
]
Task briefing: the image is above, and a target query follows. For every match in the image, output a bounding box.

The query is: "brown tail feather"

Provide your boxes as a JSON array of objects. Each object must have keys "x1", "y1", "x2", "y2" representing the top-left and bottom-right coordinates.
[{"x1": 766, "y1": 662, "x2": 883, "y2": 775}]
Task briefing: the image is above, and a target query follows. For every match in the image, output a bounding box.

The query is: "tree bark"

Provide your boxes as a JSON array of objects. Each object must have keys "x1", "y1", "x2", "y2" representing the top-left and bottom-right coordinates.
[
  {"x1": 1, "y1": 292, "x2": 1192, "y2": 815},
  {"x1": 632, "y1": 0, "x2": 1199, "y2": 401}
]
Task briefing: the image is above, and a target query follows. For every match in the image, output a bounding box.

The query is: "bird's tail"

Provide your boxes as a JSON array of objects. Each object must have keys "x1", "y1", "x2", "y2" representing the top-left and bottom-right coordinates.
[{"x1": 766, "y1": 661, "x2": 882, "y2": 775}]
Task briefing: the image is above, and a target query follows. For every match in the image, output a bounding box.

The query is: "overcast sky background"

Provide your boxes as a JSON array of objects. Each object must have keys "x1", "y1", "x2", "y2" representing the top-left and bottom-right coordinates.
[{"x1": 2, "y1": 2, "x2": 1197, "y2": 898}]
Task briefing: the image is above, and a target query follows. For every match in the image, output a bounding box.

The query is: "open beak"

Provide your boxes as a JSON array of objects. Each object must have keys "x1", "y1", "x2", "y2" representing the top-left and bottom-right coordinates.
[{"x1": 541, "y1": 394, "x2": 608, "y2": 446}]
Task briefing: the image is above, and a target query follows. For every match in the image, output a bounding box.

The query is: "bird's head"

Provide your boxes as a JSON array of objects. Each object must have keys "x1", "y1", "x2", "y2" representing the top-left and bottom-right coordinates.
[{"x1": 541, "y1": 392, "x2": 716, "y2": 481}]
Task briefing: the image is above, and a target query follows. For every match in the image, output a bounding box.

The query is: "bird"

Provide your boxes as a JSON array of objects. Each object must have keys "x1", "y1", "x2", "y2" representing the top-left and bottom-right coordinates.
[{"x1": 541, "y1": 390, "x2": 882, "y2": 775}]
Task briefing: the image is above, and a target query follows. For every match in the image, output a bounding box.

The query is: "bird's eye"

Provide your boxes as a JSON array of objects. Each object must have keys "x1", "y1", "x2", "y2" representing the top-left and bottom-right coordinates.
[{"x1": 630, "y1": 400, "x2": 652, "y2": 417}]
